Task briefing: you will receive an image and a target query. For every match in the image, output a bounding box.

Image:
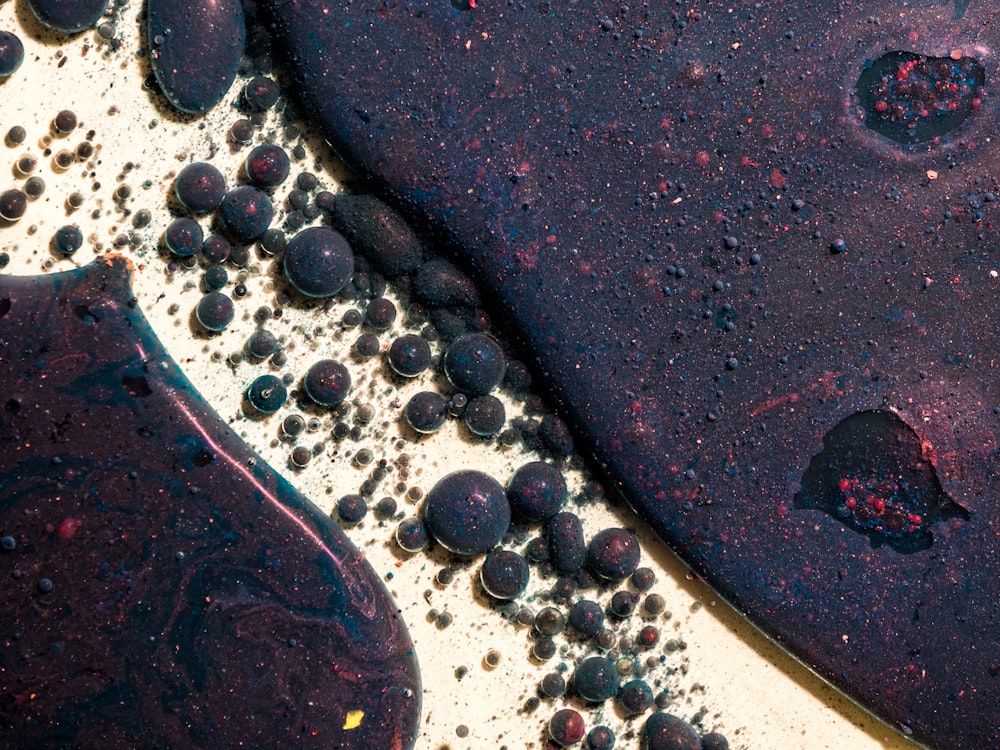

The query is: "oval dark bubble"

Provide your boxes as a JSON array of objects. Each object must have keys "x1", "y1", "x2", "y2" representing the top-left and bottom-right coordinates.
[
  {"x1": 283, "y1": 226, "x2": 355, "y2": 298},
  {"x1": 174, "y1": 162, "x2": 227, "y2": 213},
  {"x1": 218, "y1": 186, "x2": 273, "y2": 243},
  {"x1": 147, "y1": 0, "x2": 245, "y2": 114},
  {"x1": 0, "y1": 30, "x2": 25, "y2": 77},
  {"x1": 27, "y1": 0, "x2": 108, "y2": 33}
]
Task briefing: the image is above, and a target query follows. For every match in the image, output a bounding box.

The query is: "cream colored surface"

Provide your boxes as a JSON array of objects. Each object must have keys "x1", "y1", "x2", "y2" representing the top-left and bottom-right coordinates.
[{"x1": 0, "y1": 4, "x2": 923, "y2": 748}]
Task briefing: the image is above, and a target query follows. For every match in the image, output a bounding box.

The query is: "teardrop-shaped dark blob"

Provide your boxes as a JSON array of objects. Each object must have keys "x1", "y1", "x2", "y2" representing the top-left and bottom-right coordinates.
[
  {"x1": 148, "y1": 0, "x2": 245, "y2": 114},
  {"x1": 794, "y1": 410, "x2": 969, "y2": 553},
  {"x1": 26, "y1": 0, "x2": 108, "y2": 34},
  {"x1": 0, "y1": 258, "x2": 420, "y2": 749}
]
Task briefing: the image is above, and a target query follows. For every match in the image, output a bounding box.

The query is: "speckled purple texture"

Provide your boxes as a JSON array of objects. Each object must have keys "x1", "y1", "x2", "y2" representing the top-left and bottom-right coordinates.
[
  {"x1": 0, "y1": 258, "x2": 420, "y2": 749},
  {"x1": 261, "y1": 1, "x2": 1000, "y2": 746}
]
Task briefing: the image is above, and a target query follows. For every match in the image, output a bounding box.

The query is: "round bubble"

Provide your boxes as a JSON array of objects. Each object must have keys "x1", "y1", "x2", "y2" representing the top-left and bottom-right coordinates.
[
  {"x1": 423, "y1": 470, "x2": 511, "y2": 556},
  {"x1": 303, "y1": 359, "x2": 351, "y2": 407},
  {"x1": 283, "y1": 226, "x2": 355, "y2": 298},
  {"x1": 479, "y1": 549, "x2": 529, "y2": 599},
  {"x1": 195, "y1": 292, "x2": 234, "y2": 331},
  {"x1": 0, "y1": 31, "x2": 25, "y2": 77},
  {"x1": 507, "y1": 461, "x2": 567, "y2": 522},
  {"x1": 174, "y1": 162, "x2": 226, "y2": 213},
  {"x1": 573, "y1": 656, "x2": 619, "y2": 703},
  {"x1": 443, "y1": 333, "x2": 506, "y2": 395},
  {"x1": 586, "y1": 527, "x2": 641, "y2": 582},
  {"x1": 246, "y1": 374, "x2": 287, "y2": 414},
  {"x1": 218, "y1": 186, "x2": 274, "y2": 242}
]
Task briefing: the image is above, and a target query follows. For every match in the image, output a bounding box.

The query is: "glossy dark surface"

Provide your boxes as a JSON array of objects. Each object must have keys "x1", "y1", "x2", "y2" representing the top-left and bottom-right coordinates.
[
  {"x1": 261, "y1": 0, "x2": 1000, "y2": 746},
  {"x1": 0, "y1": 258, "x2": 420, "y2": 749},
  {"x1": 26, "y1": 0, "x2": 107, "y2": 33},
  {"x1": 148, "y1": 0, "x2": 244, "y2": 114}
]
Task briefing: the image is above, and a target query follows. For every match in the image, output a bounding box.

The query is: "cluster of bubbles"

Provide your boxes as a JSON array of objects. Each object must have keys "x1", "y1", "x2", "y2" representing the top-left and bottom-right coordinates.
[{"x1": 0, "y1": 15, "x2": 736, "y2": 749}]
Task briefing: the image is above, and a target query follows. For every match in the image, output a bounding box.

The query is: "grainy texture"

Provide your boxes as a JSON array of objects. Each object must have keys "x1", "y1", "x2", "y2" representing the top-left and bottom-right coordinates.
[
  {"x1": 0, "y1": 258, "x2": 420, "y2": 749},
  {"x1": 262, "y1": 0, "x2": 1000, "y2": 747}
]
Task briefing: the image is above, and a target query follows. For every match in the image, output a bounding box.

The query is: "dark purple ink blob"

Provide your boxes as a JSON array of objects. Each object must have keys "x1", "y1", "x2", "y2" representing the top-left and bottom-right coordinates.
[
  {"x1": 52, "y1": 225, "x2": 84, "y2": 256},
  {"x1": 147, "y1": 0, "x2": 245, "y2": 114},
  {"x1": 218, "y1": 185, "x2": 273, "y2": 243},
  {"x1": 404, "y1": 390, "x2": 448, "y2": 434},
  {"x1": 586, "y1": 528, "x2": 641, "y2": 582},
  {"x1": 242, "y1": 76, "x2": 281, "y2": 111},
  {"x1": 0, "y1": 30, "x2": 24, "y2": 77},
  {"x1": 795, "y1": 409, "x2": 969, "y2": 553},
  {"x1": 506, "y1": 461, "x2": 567, "y2": 523},
  {"x1": 548, "y1": 708, "x2": 585, "y2": 746},
  {"x1": 0, "y1": 189, "x2": 27, "y2": 222},
  {"x1": 0, "y1": 258, "x2": 420, "y2": 749},
  {"x1": 572, "y1": 656, "x2": 619, "y2": 703},
  {"x1": 26, "y1": 0, "x2": 108, "y2": 33},
  {"x1": 547, "y1": 512, "x2": 586, "y2": 575},
  {"x1": 643, "y1": 713, "x2": 701, "y2": 750},
  {"x1": 246, "y1": 373, "x2": 287, "y2": 413},
  {"x1": 303, "y1": 358, "x2": 351, "y2": 407},
  {"x1": 423, "y1": 470, "x2": 510, "y2": 556},
  {"x1": 174, "y1": 162, "x2": 227, "y2": 213},
  {"x1": 479, "y1": 549, "x2": 530, "y2": 599},
  {"x1": 387, "y1": 334, "x2": 432, "y2": 378},
  {"x1": 443, "y1": 333, "x2": 506, "y2": 396},
  {"x1": 164, "y1": 217, "x2": 204, "y2": 257},
  {"x1": 194, "y1": 291, "x2": 234, "y2": 332},
  {"x1": 283, "y1": 226, "x2": 355, "y2": 298},
  {"x1": 326, "y1": 194, "x2": 424, "y2": 279},
  {"x1": 244, "y1": 143, "x2": 290, "y2": 189},
  {"x1": 567, "y1": 599, "x2": 605, "y2": 638},
  {"x1": 854, "y1": 51, "x2": 984, "y2": 145}
]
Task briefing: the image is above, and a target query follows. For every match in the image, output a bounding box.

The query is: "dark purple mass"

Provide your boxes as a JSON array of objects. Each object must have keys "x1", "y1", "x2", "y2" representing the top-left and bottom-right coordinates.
[
  {"x1": 0, "y1": 258, "x2": 420, "y2": 749},
  {"x1": 257, "y1": 0, "x2": 1000, "y2": 746},
  {"x1": 147, "y1": 0, "x2": 244, "y2": 114}
]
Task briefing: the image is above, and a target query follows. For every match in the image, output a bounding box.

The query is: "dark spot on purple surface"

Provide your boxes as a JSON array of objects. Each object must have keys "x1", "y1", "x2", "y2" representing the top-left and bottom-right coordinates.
[
  {"x1": 480, "y1": 549, "x2": 529, "y2": 600},
  {"x1": 302, "y1": 358, "x2": 351, "y2": 408},
  {"x1": 795, "y1": 409, "x2": 968, "y2": 554},
  {"x1": 246, "y1": 373, "x2": 286, "y2": 413},
  {"x1": 174, "y1": 162, "x2": 226, "y2": 213},
  {"x1": 573, "y1": 656, "x2": 619, "y2": 703},
  {"x1": 195, "y1": 291, "x2": 234, "y2": 332},
  {"x1": 0, "y1": 31, "x2": 25, "y2": 77},
  {"x1": 283, "y1": 226, "x2": 354, "y2": 298},
  {"x1": 244, "y1": 143, "x2": 290, "y2": 189},
  {"x1": 0, "y1": 258, "x2": 419, "y2": 748},
  {"x1": 854, "y1": 51, "x2": 984, "y2": 146},
  {"x1": 586, "y1": 528, "x2": 641, "y2": 582},
  {"x1": 218, "y1": 185, "x2": 273, "y2": 243},
  {"x1": 27, "y1": 0, "x2": 108, "y2": 33},
  {"x1": 122, "y1": 373, "x2": 153, "y2": 398},
  {"x1": 147, "y1": 0, "x2": 245, "y2": 114},
  {"x1": 423, "y1": 470, "x2": 510, "y2": 556}
]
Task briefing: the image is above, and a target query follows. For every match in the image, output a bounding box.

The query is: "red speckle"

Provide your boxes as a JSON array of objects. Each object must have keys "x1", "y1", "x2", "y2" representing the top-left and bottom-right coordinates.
[
  {"x1": 58, "y1": 517, "x2": 82, "y2": 540},
  {"x1": 769, "y1": 169, "x2": 787, "y2": 189},
  {"x1": 695, "y1": 150, "x2": 711, "y2": 167}
]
